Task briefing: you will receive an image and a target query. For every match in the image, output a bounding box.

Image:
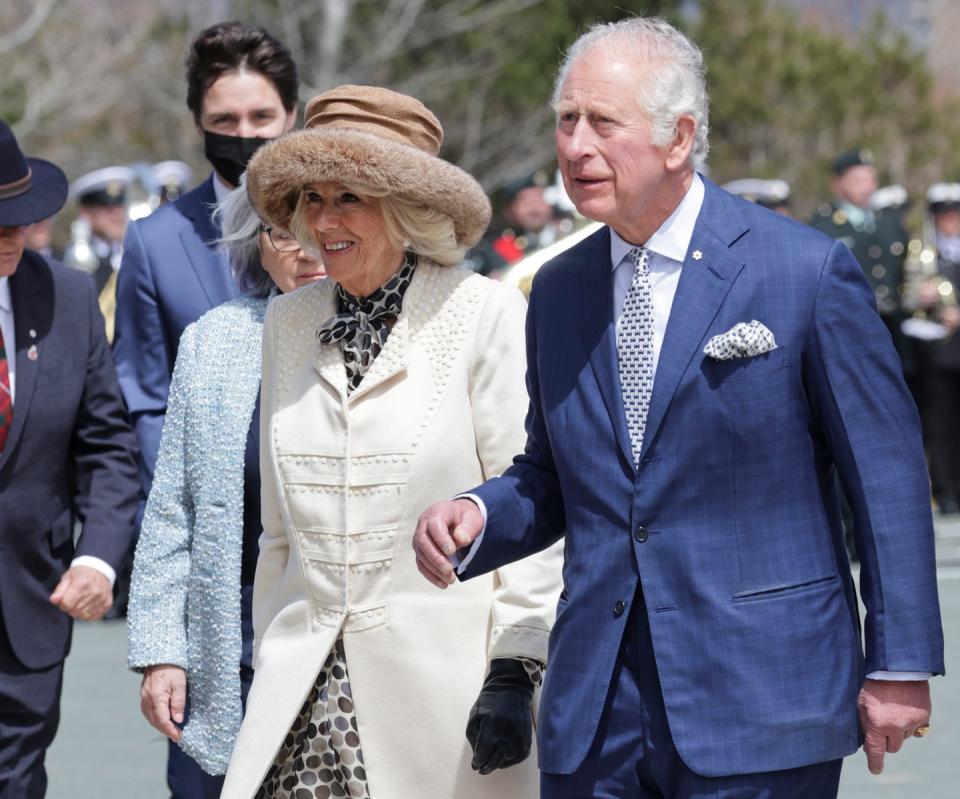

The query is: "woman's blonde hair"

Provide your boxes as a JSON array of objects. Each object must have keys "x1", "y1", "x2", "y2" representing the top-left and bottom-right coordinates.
[{"x1": 289, "y1": 182, "x2": 464, "y2": 268}]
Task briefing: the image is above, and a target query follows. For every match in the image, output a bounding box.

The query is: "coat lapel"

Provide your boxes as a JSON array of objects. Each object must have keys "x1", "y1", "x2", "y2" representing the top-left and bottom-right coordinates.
[
  {"x1": 576, "y1": 227, "x2": 635, "y2": 468},
  {"x1": 638, "y1": 179, "x2": 748, "y2": 460},
  {"x1": 177, "y1": 175, "x2": 234, "y2": 306},
  {"x1": 0, "y1": 255, "x2": 51, "y2": 472},
  {"x1": 312, "y1": 282, "x2": 349, "y2": 399}
]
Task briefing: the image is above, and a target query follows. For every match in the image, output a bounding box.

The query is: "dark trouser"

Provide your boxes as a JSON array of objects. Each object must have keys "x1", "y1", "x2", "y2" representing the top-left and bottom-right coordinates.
[
  {"x1": 540, "y1": 589, "x2": 843, "y2": 799},
  {"x1": 167, "y1": 584, "x2": 255, "y2": 799},
  {"x1": 924, "y1": 368, "x2": 960, "y2": 510},
  {"x1": 167, "y1": 664, "x2": 253, "y2": 799},
  {"x1": 0, "y1": 621, "x2": 64, "y2": 799}
]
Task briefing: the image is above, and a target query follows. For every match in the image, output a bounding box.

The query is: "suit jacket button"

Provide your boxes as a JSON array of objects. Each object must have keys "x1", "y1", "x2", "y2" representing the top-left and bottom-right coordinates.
[
  {"x1": 634, "y1": 525, "x2": 648, "y2": 543},
  {"x1": 613, "y1": 600, "x2": 625, "y2": 617}
]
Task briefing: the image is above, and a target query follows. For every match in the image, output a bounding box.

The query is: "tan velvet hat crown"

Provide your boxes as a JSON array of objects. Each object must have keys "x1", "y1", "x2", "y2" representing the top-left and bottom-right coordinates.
[
  {"x1": 305, "y1": 86, "x2": 443, "y2": 154},
  {"x1": 245, "y1": 85, "x2": 491, "y2": 249}
]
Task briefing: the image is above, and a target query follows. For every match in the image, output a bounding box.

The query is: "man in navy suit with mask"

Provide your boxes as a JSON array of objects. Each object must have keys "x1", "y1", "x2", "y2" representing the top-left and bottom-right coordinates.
[
  {"x1": 112, "y1": 20, "x2": 298, "y2": 799},
  {"x1": 415, "y1": 17, "x2": 943, "y2": 798}
]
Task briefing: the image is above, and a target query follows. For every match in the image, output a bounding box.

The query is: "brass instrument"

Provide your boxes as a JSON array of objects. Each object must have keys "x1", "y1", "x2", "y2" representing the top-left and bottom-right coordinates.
[{"x1": 901, "y1": 185, "x2": 960, "y2": 341}]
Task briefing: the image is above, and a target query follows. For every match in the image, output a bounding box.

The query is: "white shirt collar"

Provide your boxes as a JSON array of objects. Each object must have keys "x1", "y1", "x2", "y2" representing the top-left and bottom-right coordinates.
[
  {"x1": 0, "y1": 276, "x2": 11, "y2": 314},
  {"x1": 212, "y1": 172, "x2": 233, "y2": 204},
  {"x1": 610, "y1": 173, "x2": 705, "y2": 269}
]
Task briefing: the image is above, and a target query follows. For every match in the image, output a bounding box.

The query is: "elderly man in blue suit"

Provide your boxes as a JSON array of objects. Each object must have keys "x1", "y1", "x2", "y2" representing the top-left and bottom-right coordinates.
[
  {"x1": 414, "y1": 17, "x2": 944, "y2": 798},
  {"x1": 112, "y1": 20, "x2": 298, "y2": 799}
]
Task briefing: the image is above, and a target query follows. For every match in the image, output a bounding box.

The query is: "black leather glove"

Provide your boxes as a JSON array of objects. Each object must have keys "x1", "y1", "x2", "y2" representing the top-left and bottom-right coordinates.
[{"x1": 465, "y1": 658, "x2": 536, "y2": 774}]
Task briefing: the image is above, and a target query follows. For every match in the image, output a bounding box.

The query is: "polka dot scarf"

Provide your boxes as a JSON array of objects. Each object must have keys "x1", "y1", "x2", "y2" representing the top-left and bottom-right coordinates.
[{"x1": 317, "y1": 254, "x2": 416, "y2": 394}]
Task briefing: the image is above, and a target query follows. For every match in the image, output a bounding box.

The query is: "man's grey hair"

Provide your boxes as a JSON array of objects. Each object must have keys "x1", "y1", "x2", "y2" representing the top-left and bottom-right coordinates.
[
  {"x1": 552, "y1": 17, "x2": 709, "y2": 164},
  {"x1": 213, "y1": 177, "x2": 274, "y2": 299}
]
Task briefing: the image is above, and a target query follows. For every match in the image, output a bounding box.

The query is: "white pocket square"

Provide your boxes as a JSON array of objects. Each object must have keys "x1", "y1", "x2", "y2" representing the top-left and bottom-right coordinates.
[{"x1": 703, "y1": 321, "x2": 777, "y2": 361}]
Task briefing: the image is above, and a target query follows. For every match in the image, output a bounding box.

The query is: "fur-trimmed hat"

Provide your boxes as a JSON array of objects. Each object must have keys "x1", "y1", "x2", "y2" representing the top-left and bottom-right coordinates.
[{"x1": 245, "y1": 85, "x2": 491, "y2": 248}]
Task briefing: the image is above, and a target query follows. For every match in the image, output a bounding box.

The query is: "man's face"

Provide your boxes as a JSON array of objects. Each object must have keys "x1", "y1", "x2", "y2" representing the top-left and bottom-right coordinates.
[
  {"x1": 934, "y1": 208, "x2": 960, "y2": 238},
  {"x1": 508, "y1": 187, "x2": 553, "y2": 233},
  {"x1": 81, "y1": 205, "x2": 127, "y2": 244},
  {"x1": 554, "y1": 51, "x2": 677, "y2": 242},
  {"x1": 199, "y1": 69, "x2": 296, "y2": 139},
  {"x1": 833, "y1": 165, "x2": 878, "y2": 210},
  {"x1": 24, "y1": 218, "x2": 53, "y2": 251},
  {"x1": 0, "y1": 226, "x2": 27, "y2": 277}
]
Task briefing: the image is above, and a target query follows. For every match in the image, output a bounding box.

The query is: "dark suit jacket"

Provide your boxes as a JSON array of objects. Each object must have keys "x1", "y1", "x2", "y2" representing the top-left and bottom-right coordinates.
[
  {"x1": 463, "y1": 177, "x2": 944, "y2": 777},
  {"x1": 113, "y1": 174, "x2": 238, "y2": 497},
  {"x1": 0, "y1": 252, "x2": 140, "y2": 669}
]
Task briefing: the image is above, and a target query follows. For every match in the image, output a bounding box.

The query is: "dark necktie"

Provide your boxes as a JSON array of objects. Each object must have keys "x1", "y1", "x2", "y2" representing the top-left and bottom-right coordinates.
[
  {"x1": 0, "y1": 325, "x2": 11, "y2": 453},
  {"x1": 617, "y1": 247, "x2": 655, "y2": 466}
]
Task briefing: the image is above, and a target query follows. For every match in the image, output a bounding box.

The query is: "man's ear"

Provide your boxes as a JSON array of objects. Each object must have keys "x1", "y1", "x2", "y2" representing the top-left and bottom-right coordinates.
[{"x1": 665, "y1": 115, "x2": 696, "y2": 171}]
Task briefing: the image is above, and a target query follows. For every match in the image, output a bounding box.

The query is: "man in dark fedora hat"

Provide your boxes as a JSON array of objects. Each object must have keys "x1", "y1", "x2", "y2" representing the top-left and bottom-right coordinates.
[{"x1": 0, "y1": 119, "x2": 140, "y2": 797}]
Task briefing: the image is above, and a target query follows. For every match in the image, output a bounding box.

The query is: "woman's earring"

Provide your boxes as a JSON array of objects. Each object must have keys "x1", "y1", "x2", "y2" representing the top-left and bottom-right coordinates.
[{"x1": 402, "y1": 239, "x2": 411, "y2": 248}]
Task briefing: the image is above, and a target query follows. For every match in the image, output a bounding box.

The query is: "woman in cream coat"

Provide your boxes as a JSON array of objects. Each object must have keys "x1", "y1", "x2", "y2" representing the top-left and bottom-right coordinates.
[{"x1": 222, "y1": 86, "x2": 562, "y2": 799}]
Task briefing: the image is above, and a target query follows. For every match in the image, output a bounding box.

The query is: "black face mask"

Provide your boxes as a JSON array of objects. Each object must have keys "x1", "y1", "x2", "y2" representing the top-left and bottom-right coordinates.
[{"x1": 203, "y1": 130, "x2": 271, "y2": 187}]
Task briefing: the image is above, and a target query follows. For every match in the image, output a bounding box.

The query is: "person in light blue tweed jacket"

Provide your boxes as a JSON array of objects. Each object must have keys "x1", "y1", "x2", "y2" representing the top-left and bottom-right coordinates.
[{"x1": 126, "y1": 182, "x2": 325, "y2": 794}]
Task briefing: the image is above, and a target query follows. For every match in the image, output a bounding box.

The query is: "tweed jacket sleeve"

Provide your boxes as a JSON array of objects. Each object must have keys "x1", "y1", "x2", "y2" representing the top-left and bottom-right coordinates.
[
  {"x1": 470, "y1": 285, "x2": 563, "y2": 665},
  {"x1": 127, "y1": 323, "x2": 199, "y2": 671},
  {"x1": 252, "y1": 299, "x2": 292, "y2": 660}
]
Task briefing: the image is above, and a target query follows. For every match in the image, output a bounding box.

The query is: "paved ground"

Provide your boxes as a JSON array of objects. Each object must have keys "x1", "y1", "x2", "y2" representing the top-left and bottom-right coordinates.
[{"x1": 46, "y1": 521, "x2": 960, "y2": 798}]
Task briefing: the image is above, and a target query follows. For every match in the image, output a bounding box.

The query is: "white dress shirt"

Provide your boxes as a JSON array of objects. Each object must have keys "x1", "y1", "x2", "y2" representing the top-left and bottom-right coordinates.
[
  {"x1": 1, "y1": 271, "x2": 115, "y2": 585},
  {"x1": 0, "y1": 277, "x2": 15, "y2": 404},
  {"x1": 213, "y1": 171, "x2": 232, "y2": 204},
  {"x1": 610, "y1": 173, "x2": 703, "y2": 369}
]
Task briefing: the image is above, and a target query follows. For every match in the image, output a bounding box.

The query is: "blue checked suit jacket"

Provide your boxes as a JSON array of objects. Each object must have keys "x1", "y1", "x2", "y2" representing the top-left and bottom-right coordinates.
[{"x1": 461, "y1": 177, "x2": 945, "y2": 777}]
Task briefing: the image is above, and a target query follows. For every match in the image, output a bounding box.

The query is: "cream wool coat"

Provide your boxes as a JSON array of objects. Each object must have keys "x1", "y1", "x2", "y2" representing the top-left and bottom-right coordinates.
[{"x1": 222, "y1": 261, "x2": 563, "y2": 799}]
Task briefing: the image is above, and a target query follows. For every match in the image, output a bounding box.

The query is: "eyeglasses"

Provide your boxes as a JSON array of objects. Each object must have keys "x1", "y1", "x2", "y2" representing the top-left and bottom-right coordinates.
[{"x1": 259, "y1": 224, "x2": 300, "y2": 253}]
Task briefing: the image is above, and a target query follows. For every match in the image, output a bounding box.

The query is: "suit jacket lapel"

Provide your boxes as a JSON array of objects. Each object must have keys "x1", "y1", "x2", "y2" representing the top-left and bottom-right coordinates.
[
  {"x1": 639, "y1": 179, "x2": 748, "y2": 460},
  {"x1": 0, "y1": 256, "x2": 51, "y2": 472},
  {"x1": 577, "y1": 227, "x2": 635, "y2": 468},
  {"x1": 177, "y1": 175, "x2": 234, "y2": 306}
]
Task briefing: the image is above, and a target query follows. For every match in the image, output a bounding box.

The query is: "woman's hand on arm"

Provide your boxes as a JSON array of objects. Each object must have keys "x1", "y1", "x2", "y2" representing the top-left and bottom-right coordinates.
[{"x1": 140, "y1": 664, "x2": 187, "y2": 742}]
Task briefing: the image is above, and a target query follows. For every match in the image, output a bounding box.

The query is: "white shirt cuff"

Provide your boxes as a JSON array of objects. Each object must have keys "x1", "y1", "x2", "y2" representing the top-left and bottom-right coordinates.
[
  {"x1": 866, "y1": 671, "x2": 932, "y2": 681},
  {"x1": 451, "y1": 493, "x2": 487, "y2": 574},
  {"x1": 70, "y1": 556, "x2": 117, "y2": 588}
]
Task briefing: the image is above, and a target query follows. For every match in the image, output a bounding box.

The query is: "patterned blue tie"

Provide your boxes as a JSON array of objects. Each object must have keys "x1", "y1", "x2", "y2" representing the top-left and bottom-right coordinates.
[{"x1": 617, "y1": 247, "x2": 655, "y2": 465}]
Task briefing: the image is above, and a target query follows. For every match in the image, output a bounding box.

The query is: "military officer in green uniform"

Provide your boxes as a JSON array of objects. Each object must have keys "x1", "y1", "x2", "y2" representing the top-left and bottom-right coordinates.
[{"x1": 810, "y1": 149, "x2": 912, "y2": 375}]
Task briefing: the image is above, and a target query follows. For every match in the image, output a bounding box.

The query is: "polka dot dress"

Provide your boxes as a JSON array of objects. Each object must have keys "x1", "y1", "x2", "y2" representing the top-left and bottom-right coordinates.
[{"x1": 256, "y1": 637, "x2": 369, "y2": 798}]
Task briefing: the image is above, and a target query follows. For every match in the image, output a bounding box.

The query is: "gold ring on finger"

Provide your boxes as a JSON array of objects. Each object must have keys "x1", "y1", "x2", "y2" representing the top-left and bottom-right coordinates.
[{"x1": 913, "y1": 725, "x2": 930, "y2": 738}]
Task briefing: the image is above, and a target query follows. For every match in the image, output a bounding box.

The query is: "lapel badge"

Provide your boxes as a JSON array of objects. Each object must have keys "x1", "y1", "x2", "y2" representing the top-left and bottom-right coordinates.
[
  {"x1": 29, "y1": 329, "x2": 37, "y2": 339},
  {"x1": 27, "y1": 344, "x2": 38, "y2": 361},
  {"x1": 692, "y1": 250, "x2": 703, "y2": 260}
]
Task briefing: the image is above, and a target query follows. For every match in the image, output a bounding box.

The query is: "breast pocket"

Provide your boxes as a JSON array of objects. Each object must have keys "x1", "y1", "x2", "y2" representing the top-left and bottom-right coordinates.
[{"x1": 701, "y1": 346, "x2": 786, "y2": 387}]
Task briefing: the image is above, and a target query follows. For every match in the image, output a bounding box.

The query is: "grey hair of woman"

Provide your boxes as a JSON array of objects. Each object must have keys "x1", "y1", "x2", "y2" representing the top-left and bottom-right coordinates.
[
  {"x1": 552, "y1": 16, "x2": 710, "y2": 164},
  {"x1": 212, "y1": 176, "x2": 275, "y2": 299}
]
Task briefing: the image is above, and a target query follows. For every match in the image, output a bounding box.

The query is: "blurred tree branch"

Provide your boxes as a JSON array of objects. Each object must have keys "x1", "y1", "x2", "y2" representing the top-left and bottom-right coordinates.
[{"x1": 0, "y1": 0, "x2": 62, "y2": 55}]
